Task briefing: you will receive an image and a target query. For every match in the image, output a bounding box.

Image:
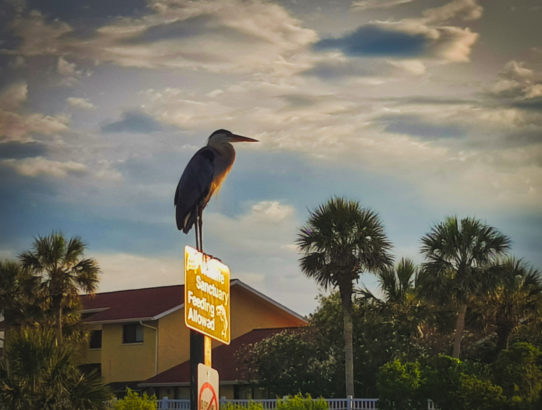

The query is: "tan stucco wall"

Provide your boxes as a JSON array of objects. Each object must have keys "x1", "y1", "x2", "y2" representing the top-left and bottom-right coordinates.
[
  {"x1": 79, "y1": 282, "x2": 306, "y2": 386},
  {"x1": 157, "y1": 309, "x2": 190, "y2": 373},
  {"x1": 100, "y1": 321, "x2": 157, "y2": 384}
]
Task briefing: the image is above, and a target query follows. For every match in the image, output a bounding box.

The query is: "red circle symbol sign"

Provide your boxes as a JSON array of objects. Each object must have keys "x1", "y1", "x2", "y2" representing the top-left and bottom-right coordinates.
[{"x1": 198, "y1": 381, "x2": 218, "y2": 410}]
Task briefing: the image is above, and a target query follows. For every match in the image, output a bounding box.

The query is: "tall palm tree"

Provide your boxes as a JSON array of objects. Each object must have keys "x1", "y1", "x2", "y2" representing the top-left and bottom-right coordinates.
[
  {"x1": 486, "y1": 257, "x2": 542, "y2": 350},
  {"x1": 375, "y1": 258, "x2": 418, "y2": 305},
  {"x1": 0, "y1": 260, "x2": 41, "y2": 329},
  {"x1": 363, "y1": 258, "x2": 428, "y2": 351},
  {"x1": 19, "y1": 232, "x2": 100, "y2": 343},
  {"x1": 420, "y1": 216, "x2": 510, "y2": 358},
  {"x1": 297, "y1": 197, "x2": 393, "y2": 397}
]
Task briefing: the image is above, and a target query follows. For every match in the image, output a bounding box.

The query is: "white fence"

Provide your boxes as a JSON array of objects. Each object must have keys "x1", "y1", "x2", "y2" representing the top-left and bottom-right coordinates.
[{"x1": 154, "y1": 397, "x2": 438, "y2": 410}]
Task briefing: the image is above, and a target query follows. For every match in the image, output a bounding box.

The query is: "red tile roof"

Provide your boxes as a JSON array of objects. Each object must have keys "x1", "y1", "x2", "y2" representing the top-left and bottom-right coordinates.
[
  {"x1": 80, "y1": 280, "x2": 307, "y2": 324},
  {"x1": 140, "y1": 327, "x2": 302, "y2": 386},
  {"x1": 80, "y1": 285, "x2": 184, "y2": 323}
]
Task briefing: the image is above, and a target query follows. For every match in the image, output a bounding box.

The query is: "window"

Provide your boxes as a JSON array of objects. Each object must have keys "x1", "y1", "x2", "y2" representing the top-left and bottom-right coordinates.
[
  {"x1": 123, "y1": 323, "x2": 143, "y2": 343},
  {"x1": 89, "y1": 330, "x2": 102, "y2": 349}
]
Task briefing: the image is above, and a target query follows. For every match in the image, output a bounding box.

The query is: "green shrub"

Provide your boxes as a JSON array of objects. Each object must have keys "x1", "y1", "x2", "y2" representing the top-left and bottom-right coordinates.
[
  {"x1": 457, "y1": 373, "x2": 506, "y2": 410},
  {"x1": 112, "y1": 388, "x2": 156, "y2": 410},
  {"x1": 423, "y1": 354, "x2": 506, "y2": 410},
  {"x1": 377, "y1": 359, "x2": 424, "y2": 410},
  {"x1": 221, "y1": 402, "x2": 264, "y2": 410},
  {"x1": 492, "y1": 342, "x2": 542, "y2": 409},
  {"x1": 277, "y1": 393, "x2": 328, "y2": 410}
]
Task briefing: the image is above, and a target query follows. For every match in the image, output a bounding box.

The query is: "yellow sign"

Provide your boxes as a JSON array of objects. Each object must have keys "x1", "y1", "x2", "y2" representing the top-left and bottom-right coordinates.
[{"x1": 184, "y1": 246, "x2": 230, "y2": 344}]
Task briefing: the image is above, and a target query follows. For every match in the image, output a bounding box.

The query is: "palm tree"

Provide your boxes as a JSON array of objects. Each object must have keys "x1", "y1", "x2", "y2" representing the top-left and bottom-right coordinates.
[
  {"x1": 0, "y1": 260, "x2": 42, "y2": 329},
  {"x1": 19, "y1": 232, "x2": 100, "y2": 343},
  {"x1": 420, "y1": 216, "x2": 510, "y2": 358},
  {"x1": 0, "y1": 327, "x2": 110, "y2": 409},
  {"x1": 485, "y1": 257, "x2": 542, "y2": 350},
  {"x1": 297, "y1": 197, "x2": 393, "y2": 397},
  {"x1": 375, "y1": 258, "x2": 418, "y2": 305},
  {"x1": 362, "y1": 258, "x2": 429, "y2": 354}
]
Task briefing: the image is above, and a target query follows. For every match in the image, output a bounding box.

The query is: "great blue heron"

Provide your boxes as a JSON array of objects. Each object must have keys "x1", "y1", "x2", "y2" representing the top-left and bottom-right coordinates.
[{"x1": 174, "y1": 129, "x2": 258, "y2": 250}]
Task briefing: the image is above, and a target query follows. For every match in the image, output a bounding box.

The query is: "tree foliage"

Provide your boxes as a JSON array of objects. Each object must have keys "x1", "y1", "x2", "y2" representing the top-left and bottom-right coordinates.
[
  {"x1": 419, "y1": 216, "x2": 511, "y2": 358},
  {"x1": 245, "y1": 328, "x2": 336, "y2": 397},
  {"x1": 297, "y1": 197, "x2": 393, "y2": 396},
  {"x1": 112, "y1": 388, "x2": 157, "y2": 410},
  {"x1": 0, "y1": 327, "x2": 111, "y2": 410},
  {"x1": 19, "y1": 231, "x2": 100, "y2": 342}
]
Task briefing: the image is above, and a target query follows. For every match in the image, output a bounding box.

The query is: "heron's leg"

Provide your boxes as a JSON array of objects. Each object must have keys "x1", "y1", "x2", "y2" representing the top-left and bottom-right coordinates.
[
  {"x1": 197, "y1": 206, "x2": 204, "y2": 251},
  {"x1": 194, "y1": 215, "x2": 199, "y2": 251}
]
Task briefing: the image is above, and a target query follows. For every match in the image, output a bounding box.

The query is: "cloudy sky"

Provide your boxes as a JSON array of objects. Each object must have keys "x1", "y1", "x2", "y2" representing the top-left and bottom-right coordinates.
[{"x1": 1, "y1": 0, "x2": 541, "y2": 316}]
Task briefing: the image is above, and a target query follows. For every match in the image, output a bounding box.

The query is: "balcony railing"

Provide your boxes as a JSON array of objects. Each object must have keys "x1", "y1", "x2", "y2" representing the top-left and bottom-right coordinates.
[{"x1": 152, "y1": 397, "x2": 438, "y2": 410}]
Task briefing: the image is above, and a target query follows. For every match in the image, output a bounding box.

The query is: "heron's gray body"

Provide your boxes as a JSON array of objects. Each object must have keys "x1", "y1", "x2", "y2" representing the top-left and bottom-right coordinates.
[{"x1": 174, "y1": 129, "x2": 256, "y2": 236}]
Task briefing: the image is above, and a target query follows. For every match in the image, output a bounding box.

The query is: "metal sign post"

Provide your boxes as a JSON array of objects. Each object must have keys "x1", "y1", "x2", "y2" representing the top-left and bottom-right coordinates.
[
  {"x1": 185, "y1": 246, "x2": 231, "y2": 410},
  {"x1": 197, "y1": 363, "x2": 219, "y2": 410}
]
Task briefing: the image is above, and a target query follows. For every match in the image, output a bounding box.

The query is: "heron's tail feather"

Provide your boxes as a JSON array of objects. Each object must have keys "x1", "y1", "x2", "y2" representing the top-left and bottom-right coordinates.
[{"x1": 176, "y1": 207, "x2": 196, "y2": 233}]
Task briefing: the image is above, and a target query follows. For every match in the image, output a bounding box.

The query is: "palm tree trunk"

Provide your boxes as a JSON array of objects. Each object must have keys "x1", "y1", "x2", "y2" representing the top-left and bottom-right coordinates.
[
  {"x1": 496, "y1": 322, "x2": 513, "y2": 351},
  {"x1": 57, "y1": 304, "x2": 63, "y2": 344},
  {"x1": 341, "y1": 287, "x2": 355, "y2": 397},
  {"x1": 452, "y1": 303, "x2": 467, "y2": 358}
]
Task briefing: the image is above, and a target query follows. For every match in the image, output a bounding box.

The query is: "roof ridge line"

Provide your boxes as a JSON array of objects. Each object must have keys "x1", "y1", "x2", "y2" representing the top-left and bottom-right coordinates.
[{"x1": 81, "y1": 283, "x2": 184, "y2": 296}]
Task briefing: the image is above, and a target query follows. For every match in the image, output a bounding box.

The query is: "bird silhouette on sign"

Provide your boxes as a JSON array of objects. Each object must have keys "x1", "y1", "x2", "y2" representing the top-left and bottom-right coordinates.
[{"x1": 174, "y1": 129, "x2": 258, "y2": 250}]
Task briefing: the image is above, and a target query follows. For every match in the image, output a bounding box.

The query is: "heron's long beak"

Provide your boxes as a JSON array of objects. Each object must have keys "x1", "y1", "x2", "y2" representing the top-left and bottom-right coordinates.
[{"x1": 231, "y1": 134, "x2": 258, "y2": 143}]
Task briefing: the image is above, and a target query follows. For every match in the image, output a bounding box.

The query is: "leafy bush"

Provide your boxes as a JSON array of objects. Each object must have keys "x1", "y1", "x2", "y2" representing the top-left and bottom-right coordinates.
[
  {"x1": 221, "y1": 402, "x2": 264, "y2": 410},
  {"x1": 0, "y1": 327, "x2": 111, "y2": 410},
  {"x1": 457, "y1": 373, "x2": 506, "y2": 410},
  {"x1": 492, "y1": 342, "x2": 542, "y2": 409},
  {"x1": 277, "y1": 393, "x2": 328, "y2": 410},
  {"x1": 423, "y1": 354, "x2": 507, "y2": 410},
  {"x1": 377, "y1": 359, "x2": 425, "y2": 410},
  {"x1": 112, "y1": 388, "x2": 156, "y2": 410}
]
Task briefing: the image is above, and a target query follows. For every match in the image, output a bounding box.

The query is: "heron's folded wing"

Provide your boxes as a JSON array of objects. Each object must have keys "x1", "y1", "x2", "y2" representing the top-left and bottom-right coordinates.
[{"x1": 174, "y1": 147, "x2": 215, "y2": 232}]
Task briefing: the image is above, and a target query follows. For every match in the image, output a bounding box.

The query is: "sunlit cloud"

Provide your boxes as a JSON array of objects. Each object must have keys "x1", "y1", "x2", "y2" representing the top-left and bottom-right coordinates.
[
  {"x1": 315, "y1": 21, "x2": 478, "y2": 63},
  {"x1": 351, "y1": 0, "x2": 414, "y2": 11},
  {"x1": 1, "y1": 156, "x2": 87, "y2": 178},
  {"x1": 422, "y1": 0, "x2": 483, "y2": 24},
  {"x1": 67, "y1": 97, "x2": 95, "y2": 110},
  {"x1": 95, "y1": 252, "x2": 183, "y2": 292},
  {"x1": 9, "y1": 0, "x2": 317, "y2": 76},
  {"x1": 0, "y1": 0, "x2": 540, "y2": 315}
]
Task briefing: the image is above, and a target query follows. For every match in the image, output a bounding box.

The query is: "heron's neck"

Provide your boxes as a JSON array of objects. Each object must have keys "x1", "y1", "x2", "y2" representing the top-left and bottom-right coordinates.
[{"x1": 210, "y1": 141, "x2": 236, "y2": 161}]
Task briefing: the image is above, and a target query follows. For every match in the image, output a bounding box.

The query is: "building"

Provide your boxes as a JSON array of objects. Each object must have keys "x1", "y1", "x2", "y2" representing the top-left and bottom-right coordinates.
[
  {"x1": 139, "y1": 327, "x2": 302, "y2": 399},
  {"x1": 79, "y1": 280, "x2": 307, "y2": 396}
]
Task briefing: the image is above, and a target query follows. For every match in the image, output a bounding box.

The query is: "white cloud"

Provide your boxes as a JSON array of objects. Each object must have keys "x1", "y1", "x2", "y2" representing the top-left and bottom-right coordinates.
[
  {"x1": 93, "y1": 249, "x2": 316, "y2": 316},
  {"x1": 0, "y1": 110, "x2": 69, "y2": 141},
  {"x1": 501, "y1": 60, "x2": 534, "y2": 80},
  {"x1": 207, "y1": 200, "x2": 298, "y2": 254},
  {"x1": 95, "y1": 252, "x2": 183, "y2": 293},
  {"x1": 11, "y1": 10, "x2": 72, "y2": 56},
  {"x1": 57, "y1": 57, "x2": 85, "y2": 86},
  {"x1": 490, "y1": 60, "x2": 542, "y2": 101},
  {"x1": 0, "y1": 82, "x2": 27, "y2": 110},
  {"x1": 429, "y1": 25, "x2": 478, "y2": 62},
  {"x1": 11, "y1": 0, "x2": 317, "y2": 77},
  {"x1": 0, "y1": 82, "x2": 69, "y2": 141},
  {"x1": 352, "y1": 0, "x2": 414, "y2": 11},
  {"x1": 422, "y1": 0, "x2": 483, "y2": 24},
  {"x1": 67, "y1": 97, "x2": 95, "y2": 110},
  {"x1": 57, "y1": 57, "x2": 78, "y2": 76},
  {"x1": 1, "y1": 156, "x2": 87, "y2": 177},
  {"x1": 387, "y1": 59, "x2": 426, "y2": 75}
]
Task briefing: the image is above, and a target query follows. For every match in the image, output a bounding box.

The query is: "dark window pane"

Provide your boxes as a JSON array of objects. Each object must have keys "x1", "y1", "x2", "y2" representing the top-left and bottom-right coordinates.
[
  {"x1": 123, "y1": 323, "x2": 143, "y2": 343},
  {"x1": 89, "y1": 330, "x2": 102, "y2": 349}
]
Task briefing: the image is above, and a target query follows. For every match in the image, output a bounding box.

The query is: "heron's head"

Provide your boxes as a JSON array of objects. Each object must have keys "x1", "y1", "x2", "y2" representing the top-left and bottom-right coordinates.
[{"x1": 208, "y1": 129, "x2": 258, "y2": 145}]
